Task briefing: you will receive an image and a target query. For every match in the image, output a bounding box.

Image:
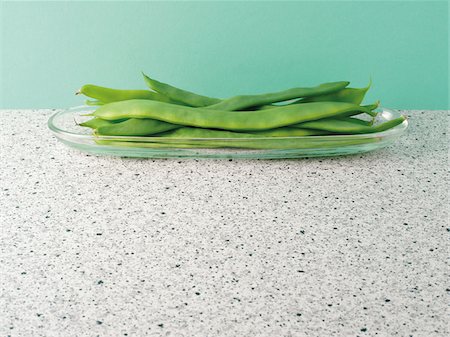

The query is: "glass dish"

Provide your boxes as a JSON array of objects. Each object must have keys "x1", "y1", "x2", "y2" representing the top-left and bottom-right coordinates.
[{"x1": 47, "y1": 106, "x2": 408, "y2": 159}]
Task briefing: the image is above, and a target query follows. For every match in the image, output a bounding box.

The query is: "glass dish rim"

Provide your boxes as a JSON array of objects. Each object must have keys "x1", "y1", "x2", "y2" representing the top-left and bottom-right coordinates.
[{"x1": 48, "y1": 105, "x2": 408, "y2": 142}]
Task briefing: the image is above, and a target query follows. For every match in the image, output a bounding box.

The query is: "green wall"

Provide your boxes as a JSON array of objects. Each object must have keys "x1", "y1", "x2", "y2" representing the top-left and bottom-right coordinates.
[{"x1": 0, "y1": 1, "x2": 448, "y2": 109}]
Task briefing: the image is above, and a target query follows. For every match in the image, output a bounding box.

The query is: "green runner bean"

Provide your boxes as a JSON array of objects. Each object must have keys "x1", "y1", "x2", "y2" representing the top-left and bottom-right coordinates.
[
  {"x1": 143, "y1": 73, "x2": 352, "y2": 111},
  {"x1": 143, "y1": 73, "x2": 220, "y2": 107},
  {"x1": 296, "y1": 80, "x2": 372, "y2": 105},
  {"x1": 249, "y1": 128, "x2": 328, "y2": 137},
  {"x1": 96, "y1": 118, "x2": 180, "y2": 136},
  {"x1": 157, "y1": 127, "x2": 328, "y2": 138},
  {"x1": 95, "y1": 127, "x2": 378, "y2": 150},
  {"x1": 206, "y1": 81, "x2": 350, "y2": 111},
  {"x1": 94, "y1": 137, "x2": 379, "y2": 150},
  {"x1": 292, "y1": 116, "x2": 406, "y2": 134},
  {"x1": 335, "y1": 117, "x2": 373, "y2": 126},
  {"x1": 77, "y1": 84, "x2": 177, "y2": 104},
  {"x1": 93, "y1": 100, "x2": 376, "y2": 131},
  {"x1": 79, "y1": 117, "x2": 126, "y2": 129}
]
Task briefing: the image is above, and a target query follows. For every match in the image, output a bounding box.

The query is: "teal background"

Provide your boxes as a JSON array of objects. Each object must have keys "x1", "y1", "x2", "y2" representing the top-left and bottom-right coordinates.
[{"x1": 0, "y1": 1, "x2": 448, "y2": 109}]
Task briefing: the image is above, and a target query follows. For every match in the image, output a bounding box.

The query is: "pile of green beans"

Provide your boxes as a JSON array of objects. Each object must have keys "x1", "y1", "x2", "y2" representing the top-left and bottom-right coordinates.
[{"x1": 77, "y1": 74, "x2": 406, "y2": 149}]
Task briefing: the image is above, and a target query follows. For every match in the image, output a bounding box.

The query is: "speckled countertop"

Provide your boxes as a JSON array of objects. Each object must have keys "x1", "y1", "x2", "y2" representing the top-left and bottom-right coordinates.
[{"x1": 0, "y1": 110, "x2": 448, "y2": 337}]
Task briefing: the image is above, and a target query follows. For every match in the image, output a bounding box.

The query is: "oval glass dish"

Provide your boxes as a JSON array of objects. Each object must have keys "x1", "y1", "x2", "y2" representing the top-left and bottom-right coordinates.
[{"x1": 48, "y1": 106, "x2": 408, "y2": 159}]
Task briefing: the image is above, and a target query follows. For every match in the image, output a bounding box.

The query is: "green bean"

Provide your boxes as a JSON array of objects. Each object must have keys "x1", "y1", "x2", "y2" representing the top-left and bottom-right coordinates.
[
  {"x1": 206, "y1": 81, "x2": 350, "y2": 111},
  {"x1": 79, "y1": 117, "x2": 127, "y2": 129},
  {"x1": 95, "y1": 139, "x2": 222, "y2": 149},
  {"x1": 77, "y1": 84, "x2": 178, "y2": 104},
  {"x1": 89, "y1": 120, "x2": 326, "y2": 138},
  {"x1": 157, "y1": 127, "x2": 257, "y2": 139},
  {"x1": 282, "y1": 116, "x2": 372, "y2": 130},
  {"x1": 292, "y1": 116, "x2": 406, "y2": 134},
  {"x1": 157, "y1": 126, "x2": 327, "y2": 138},
  {"x1": 143, "y1": 73, "x2": 351, "y2": 111},
  {"x1": 96, "y1": 118, "x2": 180, "y2": 136},
  {"x1": 335, "y1": 117, "x2": 373, "y2": 126},
  {"x1": 93, "y1": 100, "x2": 375, "y2": 131},
  {"x1": 94, "y1": 127, "x2": 379, "y2": 150},
  {"x1": 143, "y1": 127, "x2": 333, "y2": 149},
  {"x1": 143, "y1": 73, "x2": 220, "y2": 107},
  {"x1": 296, "y1": 80, "x2": 372, "y2": 105},
  {"x1": 249, "y1": 128, "x2": 328, "y2": 137},
  {"x1": 344, "y1": 101, "x2": 378, "y2": 117},
  {"x1": 86, "y1": 118, "x2": 325, "y2": 138},
  {"x1": 94, "y1": 128, "x2": 256, "y2": 149},
  {"x1": 256, "y1": 80, "x2": 371, "y2": 110},
  {"x1": 82, "y1": 116, "x2": 370, "y2": 136}
]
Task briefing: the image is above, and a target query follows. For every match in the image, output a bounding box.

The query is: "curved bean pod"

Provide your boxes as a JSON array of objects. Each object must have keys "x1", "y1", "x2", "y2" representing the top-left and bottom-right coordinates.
[
  {"x1": 95, "y1": 137, "x2": 379, "y2": 150},
  {"x1": 96, "y1": 118, "x2": 180, "y2": 136},
  {"x1": 94, "y1": 127, "x2": 379, "y2": 150},
  {"x1": 206, "y1": 81, "x2": 350, "y2": 111},
  {"x1": 79, "y1": 117, "x2": 126, "y2": 129},
  {"x1": 335, "y1": 117, "x2": 373, "y2": 126},
  {"x1": 95, "y1": 119, "x2": 325, "y2": 137},
  {"x1": 292, "y1": 116, "x2": 406, "y2": 134},
  {"x1": 297, "y1": 80, "x2": 372, "y2": 105},
  {"x1": 95, "y1": 139, "x2": 222, "y2": 149},
  {"x1": 93, "y1": 100, "x2": 375, "y2": 131},
  {"x1": 77, "y1": 84, "x2": 177, "y2": 104},
  {"x1": 249, "y1": 128, "x2": 328, "y2": 137},
  {"x1": 143, "y1": 73, "x2": 221, "y2": 107},
  {"x1": 339, "y1": 102, "x2": 379, "y2": 117},
  {"x1": 285, "y1": 117, "x2": 372, "y2": 131},
  {"x1": 258, "y1": 81, "x2": 372, "y2": 110},
  {"x1": 158, "y1": 127, "x2": 327, "y2": 138}
]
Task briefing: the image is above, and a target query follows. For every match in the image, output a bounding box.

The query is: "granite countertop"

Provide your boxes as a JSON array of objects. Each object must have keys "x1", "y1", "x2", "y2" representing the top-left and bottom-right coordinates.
[{"x1": 0, "y1": 109, "x2": 448, "y2": 337}]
